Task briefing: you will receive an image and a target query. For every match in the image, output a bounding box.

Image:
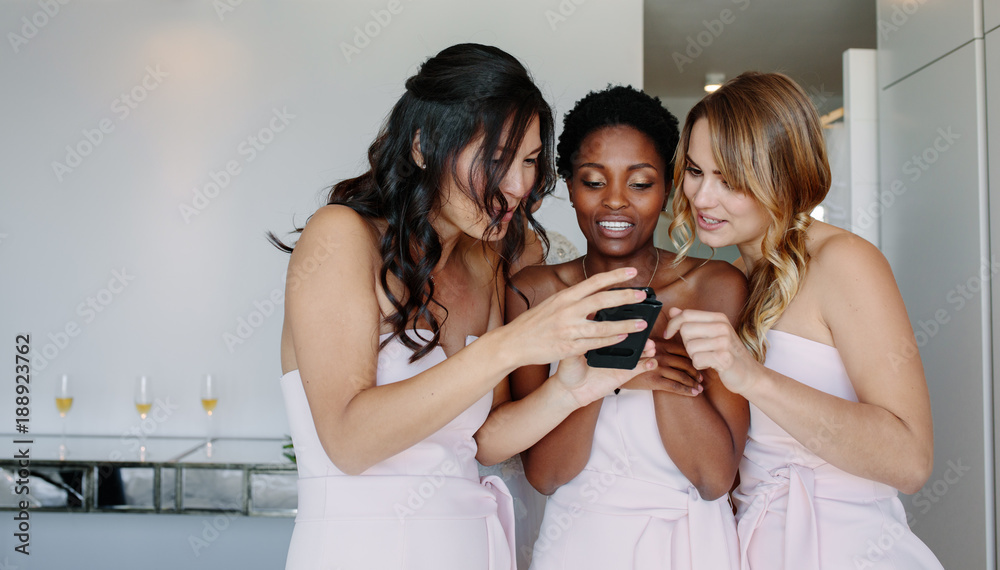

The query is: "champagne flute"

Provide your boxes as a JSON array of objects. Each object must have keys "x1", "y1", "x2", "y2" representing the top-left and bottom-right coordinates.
[
  {"x1": 134, "y1": 375, "x2": 152, "y2": 461},
  {"x1": 55, "y1": 374, "x2": 72, "y2": 459},
  {"x1": 201, "y1": 374, "x2": 218, "y2": 455}
]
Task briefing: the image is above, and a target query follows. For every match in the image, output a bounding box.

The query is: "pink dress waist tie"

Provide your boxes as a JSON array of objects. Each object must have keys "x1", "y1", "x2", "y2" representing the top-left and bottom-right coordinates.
[
  {"x1": 295, "y1": 474, "x2": 516, "y2": 567},
  {"x1": 735, "y1": 460, "x2": 898, "y2": 570},
  {"x1": 549, "y1": 472, "x2": 735, "y2": 570}
]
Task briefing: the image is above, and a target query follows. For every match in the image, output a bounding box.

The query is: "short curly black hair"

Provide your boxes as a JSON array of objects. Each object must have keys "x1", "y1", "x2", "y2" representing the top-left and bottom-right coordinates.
[{"x1": 556, "y1": 85, "x2": 680, "y2": 180}]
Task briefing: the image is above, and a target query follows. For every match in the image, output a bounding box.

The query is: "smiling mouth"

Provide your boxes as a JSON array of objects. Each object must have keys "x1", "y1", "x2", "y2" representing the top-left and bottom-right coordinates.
[
  {"x1": 698, "y1": 214, "x2": 725, "y2": 227},
  {"x1": 598, "y1": 221, "x2": 634, "y2": 231}
]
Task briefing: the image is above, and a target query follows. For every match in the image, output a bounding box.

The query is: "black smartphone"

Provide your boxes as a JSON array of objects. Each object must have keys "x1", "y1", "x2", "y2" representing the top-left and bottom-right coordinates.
[{"x1": 585, "y1": 287, "x2": 662, "y2": 370}]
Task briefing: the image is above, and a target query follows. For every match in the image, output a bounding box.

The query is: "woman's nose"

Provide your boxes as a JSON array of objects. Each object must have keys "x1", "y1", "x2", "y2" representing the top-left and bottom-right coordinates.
[
  {"x1": 688, "y1": 180, "x2": 715, "y2": 209},
  {"x1": 602, "y1": 183, "x2": 627, "y2": 210},
  {"x1": 500, "y1": 168, "x2": 530, "y2": 201}
]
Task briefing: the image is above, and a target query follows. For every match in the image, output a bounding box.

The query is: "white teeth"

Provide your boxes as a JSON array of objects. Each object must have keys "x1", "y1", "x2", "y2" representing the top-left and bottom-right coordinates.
[
  {"x1": 599, "y1": 221, "x2": 633, "y2": 230},
  {"x1": 702, "y1": 215, "x2": 722, "y2": 224}
]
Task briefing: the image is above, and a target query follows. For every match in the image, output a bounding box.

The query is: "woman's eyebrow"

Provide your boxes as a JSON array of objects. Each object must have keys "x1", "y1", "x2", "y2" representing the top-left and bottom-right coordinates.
[
  {"x1": 684, "y1": 155, "x2": 722, "y2": 174},
  {"x1": 627, "y1": 163, "x2": 657, "y2": 172}
]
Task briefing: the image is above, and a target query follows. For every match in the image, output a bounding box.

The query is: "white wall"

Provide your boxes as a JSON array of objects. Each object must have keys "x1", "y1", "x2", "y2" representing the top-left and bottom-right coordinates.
[
  {"x1": 877, "y1": 0, "x2": 993, "y2": 568},
  {"x1": 0, "y1": 2, "x2": 643, "y2": 568},
  {"x1": 13, "y1": 512, "x2": 293, "y2": 570},
  {"x1": 988, "y1": 18, "x2": 1000, "y2": 567},
  {"x1": 0, "y1": 0, "x2": 642, "y2": 441},
  {"x1": 842, "y1": 49, "x2": 879, "y2": 245}
]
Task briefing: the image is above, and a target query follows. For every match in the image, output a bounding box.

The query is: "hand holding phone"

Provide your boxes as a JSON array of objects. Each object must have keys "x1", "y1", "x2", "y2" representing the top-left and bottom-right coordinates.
[{"x1": 585, "y1": 287, "x2": 662, "y2": 370}]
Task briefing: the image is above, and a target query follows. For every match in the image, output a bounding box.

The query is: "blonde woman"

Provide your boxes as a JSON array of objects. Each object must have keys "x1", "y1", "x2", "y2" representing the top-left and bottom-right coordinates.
[{"x1": 664, "y1": 72, "x2": 943, "y2": 569}]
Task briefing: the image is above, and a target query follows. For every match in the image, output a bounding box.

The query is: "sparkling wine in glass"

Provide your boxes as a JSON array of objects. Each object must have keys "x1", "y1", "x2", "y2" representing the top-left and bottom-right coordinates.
[
  {"x1": 201, "y1": 374, "x2": 218, "y2": 416},
  {"x1": 134, "y1": 375, "x2": 152, "y2": 460},
  {"x1": 201, "y1": 374, "x2": 217, "y2": 455},
  {"x1": 56, "y1": 374, "x2": 72, "y2": 459}
]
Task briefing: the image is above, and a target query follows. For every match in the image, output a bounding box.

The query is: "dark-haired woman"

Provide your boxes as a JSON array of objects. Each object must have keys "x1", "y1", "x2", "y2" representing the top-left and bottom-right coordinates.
[
  {"x1": 272, "y1": 45, "x2": 659, "y2": 570},
  {"x1": 509, "y1": 85, "x2": 749, "y2": 570},
  {"x1": 665, "y1": 72, "x2": 942, "y2": 569}
]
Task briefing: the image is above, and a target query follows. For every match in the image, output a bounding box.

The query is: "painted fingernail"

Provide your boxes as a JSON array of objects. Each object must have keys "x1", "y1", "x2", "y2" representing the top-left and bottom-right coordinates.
[
  {"x1": 635, "y1": 320, "x2": 647, "y2": 330},
  {"x1": 626, "y1": 267, "x2": 637, "y2": 276},
  {"x1": 634, "y1": 290, "x2": 646, "y2": 300}
]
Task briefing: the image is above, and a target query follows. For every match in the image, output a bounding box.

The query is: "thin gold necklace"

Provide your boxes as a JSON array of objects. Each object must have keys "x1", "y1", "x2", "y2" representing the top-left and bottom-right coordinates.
[{"x1": 581, "y1": 248, "x2": 659, "y2": 287}]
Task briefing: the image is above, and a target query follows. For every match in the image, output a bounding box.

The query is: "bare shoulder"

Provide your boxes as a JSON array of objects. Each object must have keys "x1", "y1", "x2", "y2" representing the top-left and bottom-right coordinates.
[
  {"x1": 509, "y1": 262, "x2": 566, "y2": 309},
  {"x1": 283, "y1": 205, "x2": 385, "y2": 380},
  {"x1": 300, "y1": 204, "x2": 379, "y2": 246},
  {"x1": 672, "y1": 256, "x2": 749, "y2": 320},
  {"x1": 287, "y1": 204, "x2": 380, "y2": 292},
  {"x1": 804, "y1": 223, "x2": 906, "y2": 330},
  {"x1": 808, "y1": 222, "x2": 892, "y2": 283},
  {"x1": 682, "y1": 257, "x2": 748, "y2": 291},
  {"x1": 513, "y1": 229, "x2": 546, "y2": 272}
]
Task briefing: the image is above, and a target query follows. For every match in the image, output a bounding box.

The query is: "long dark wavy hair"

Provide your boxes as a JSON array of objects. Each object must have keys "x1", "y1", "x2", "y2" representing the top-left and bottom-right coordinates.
[{"x1": 268, "y1": 43, "x2": 555, "y2": 361}]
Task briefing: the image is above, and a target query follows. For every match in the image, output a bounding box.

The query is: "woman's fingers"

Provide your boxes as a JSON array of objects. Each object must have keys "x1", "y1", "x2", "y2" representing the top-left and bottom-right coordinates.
[
  {"x1": 617, "y1": 367, "x2": 700, "y2": 396},
  {"x1": 663, "y1": 308, "x2": 730, "y2": 340},
  {"x1": 652, "y1": 338, "x2": 699, "y2": 378},
  {"x1": 656, "y1": 363, "x2": 700, "y2": 389},
  {"x1": 641, "y1": 339, "x2": 656, "y2": 358},
  {"x1": 645, "y1": 375, "x2": 702, "y2": 396},
  {"x1": 515, "y1": 268, "x2": 664, "y2": 366},
  {"x1": 558, "y1": 351, "x2": 658, "y2": 407},
  {"x1": 576, "y1": 287, "x2": 649, "y2": 319},
  {"x1": 579, "y1": 318, "x2": 648, "y2": 344},
  {"x1": 634, "y1": 355, "x2": 658, "y2": 374},
  {"x1": 658, "y1": 354, "x2": 700, "y2": 380}
]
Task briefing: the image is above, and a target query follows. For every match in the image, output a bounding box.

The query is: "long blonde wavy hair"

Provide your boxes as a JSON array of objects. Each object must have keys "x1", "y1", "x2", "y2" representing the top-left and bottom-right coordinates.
[{"x1": 668, "y1": 72, "x2": 831, "y2": 362}]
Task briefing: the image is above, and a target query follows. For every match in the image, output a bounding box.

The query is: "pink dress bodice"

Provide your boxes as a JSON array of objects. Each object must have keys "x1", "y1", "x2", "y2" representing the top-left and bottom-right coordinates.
[
  {"x1": 280, "y1": 331, "x2": 514, "y2": 570},
  {"x1": 733, "y1": 329, "x2": 943, "y2": 569},
  {"x1": 528, "y1": 363, "x2": 739, "y2": 569},
  {"x1": 284, "y1": 332, "x2": 488, "y2": 481}
]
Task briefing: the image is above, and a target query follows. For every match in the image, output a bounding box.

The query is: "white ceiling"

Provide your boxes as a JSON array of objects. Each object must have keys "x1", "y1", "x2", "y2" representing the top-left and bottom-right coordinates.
[{"x1": 644, "y1": 0, "x2": 876, "y2": 112}]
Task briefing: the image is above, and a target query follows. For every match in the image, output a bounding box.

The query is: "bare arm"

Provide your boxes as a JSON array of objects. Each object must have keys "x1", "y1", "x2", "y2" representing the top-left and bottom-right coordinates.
[
  {"x1": 475, "y1": 268, "x2": 655, "y2": 474},
  {"x1": 497, "y1": 269, "x2": 604, "y2": 494},
  {"x1": 665, "y1": 236, "x2": 934, "y2": 493},
  {"x1": 649, "y1": 263, "x2": 749, "y2": 500},
  {"x1": 289, "y1": 206, "x2": 513, "y2": 474},
  {"x1": 289, "y1": 207, "x2": 655, "y2": 475}
]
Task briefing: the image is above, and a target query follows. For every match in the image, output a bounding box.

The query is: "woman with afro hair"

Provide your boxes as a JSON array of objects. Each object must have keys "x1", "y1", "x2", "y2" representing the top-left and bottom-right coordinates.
[{"x1": 508, "y1": 85, "x2": 749, "y2": 569}]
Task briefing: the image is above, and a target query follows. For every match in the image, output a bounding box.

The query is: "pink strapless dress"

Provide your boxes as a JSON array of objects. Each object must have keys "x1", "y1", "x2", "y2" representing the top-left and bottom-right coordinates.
[
  {"x1": 733, "y1": 329, "x2": 943, "y2": 569},
  {"x1": 528, "y1": 365, "x2": 740, "y2": 569},
  {"x1": 279, "y1": 331, "x2": 515, "y2": 570}
]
